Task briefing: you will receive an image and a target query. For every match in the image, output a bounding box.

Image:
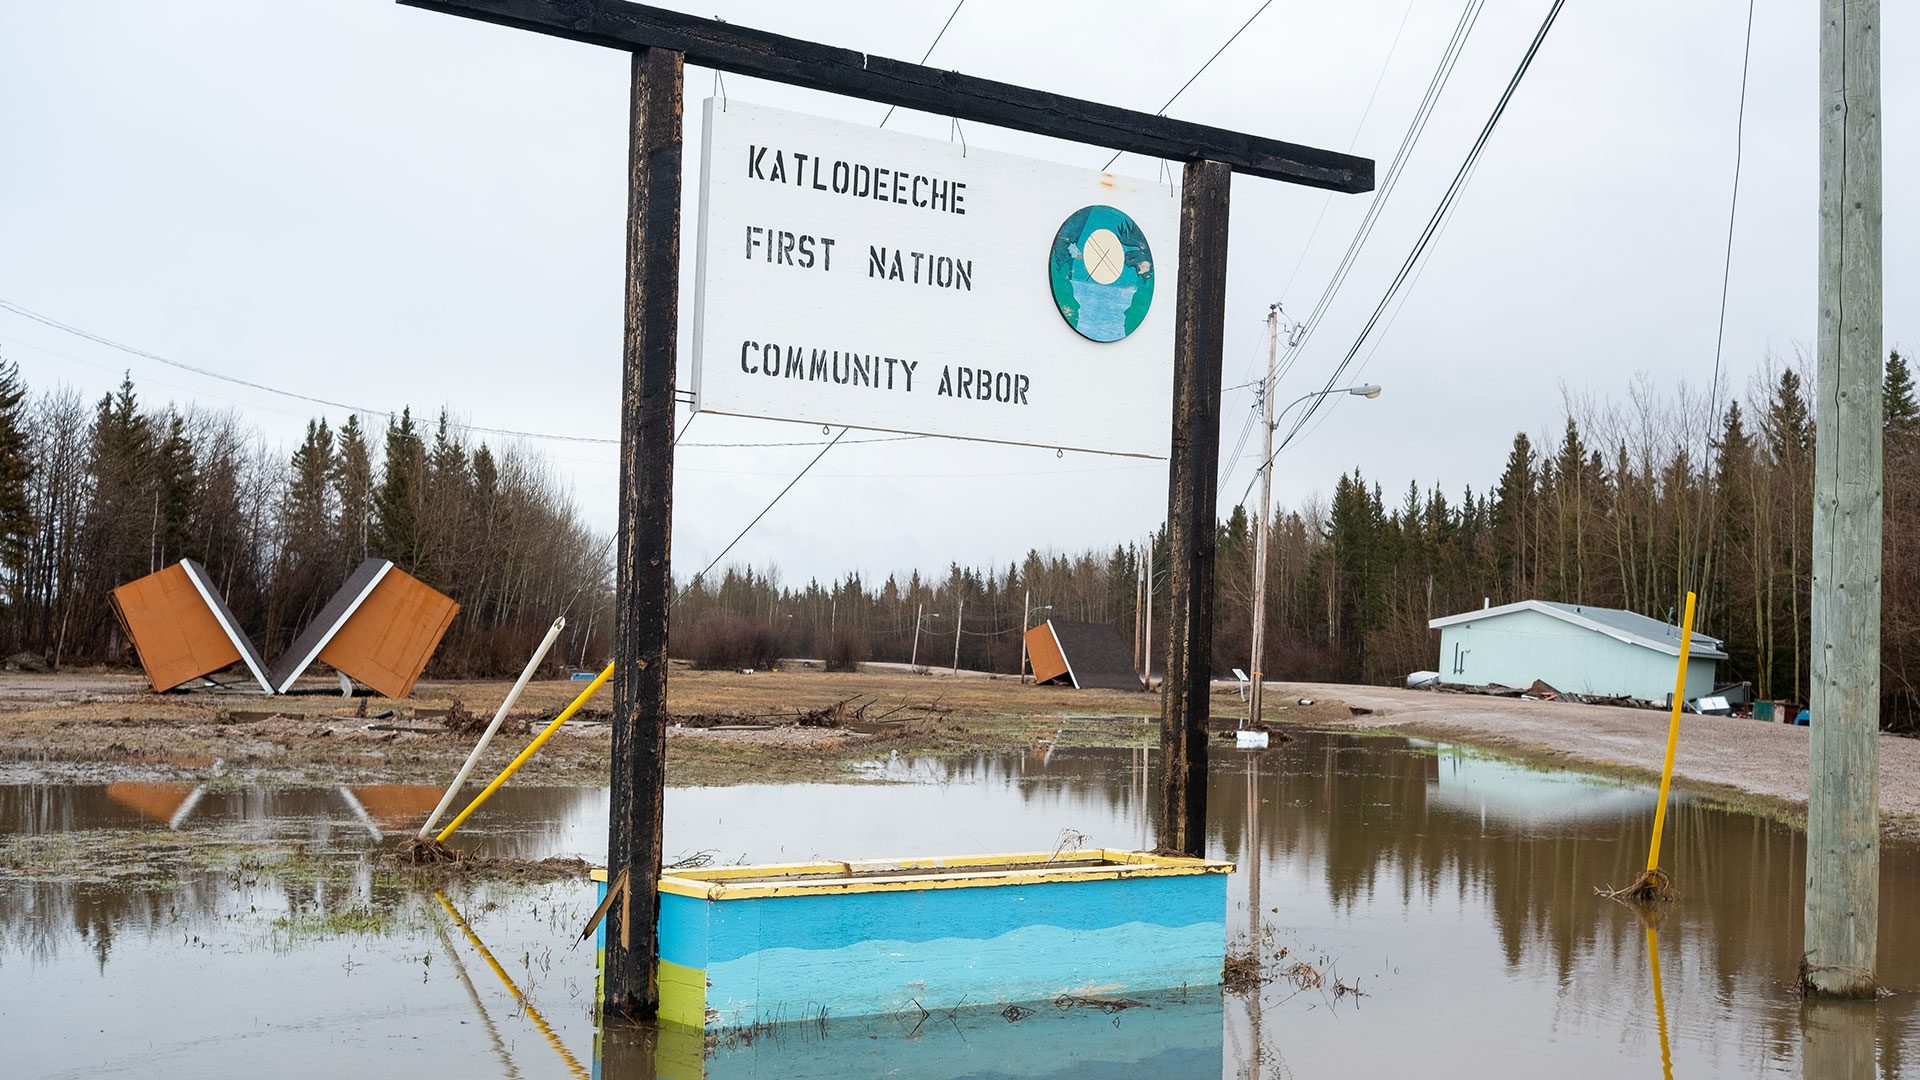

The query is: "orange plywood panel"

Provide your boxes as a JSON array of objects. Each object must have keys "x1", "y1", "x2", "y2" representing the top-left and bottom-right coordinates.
[
  {"x1": 108, "y1": 564, "x2": 241, "y2": 692},
  {"x1": 317, "y1": 568, "x2": 459, "y2": 698},
  {"x1": 1025, "y1": 623, "x2": 1070, "y2": 686}
]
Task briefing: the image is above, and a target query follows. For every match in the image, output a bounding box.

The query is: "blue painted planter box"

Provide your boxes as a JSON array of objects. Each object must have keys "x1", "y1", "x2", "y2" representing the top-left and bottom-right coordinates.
[{"x1": 593, "y1": 849, "x2": 1230, "y2": 1030}]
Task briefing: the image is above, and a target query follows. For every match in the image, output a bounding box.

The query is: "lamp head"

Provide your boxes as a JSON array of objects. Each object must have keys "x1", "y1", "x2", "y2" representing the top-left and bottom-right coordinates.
[{"x1": 1349, "y1": 384, "x2": 1383, "y2": 399}]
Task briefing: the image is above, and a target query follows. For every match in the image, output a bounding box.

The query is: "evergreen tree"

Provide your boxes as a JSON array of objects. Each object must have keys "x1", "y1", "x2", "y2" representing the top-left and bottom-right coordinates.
[
  {"x1": 333, "y1": 414, "x2": 374, "y2": 567},
  {"x1": 0, "y1": 356, "x2": 34, "y2": 589},
  {"x1": 1886, "y1": 349, "x2": 1919, "y2": 439},
  {"x1": 373, "y1": 408, "x2": 425, "y2": 571},
  {"x1": 1765, "y1": 368, "x2": 1814, "y2": 459},
  {"x1": 151, "y1": 411, "x2": 197, "y2": 567},
  {"x1": 1489, "y1": 432, "x2": 1536, "y2": 598}
]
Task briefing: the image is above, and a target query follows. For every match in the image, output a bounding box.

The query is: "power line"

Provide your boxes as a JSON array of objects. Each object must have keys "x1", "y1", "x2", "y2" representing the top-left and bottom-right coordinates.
[
  {"x1": 1100, "y1": 0, "x2": 1277, "y2": 171},
  {"x1": 1281, "y1": 0, "x2": 1567, "y2": 454},
  {"x1": 694, "y1": 428, "x2": 847, "y2": 583},
  {"x1": 1685, "y1": 0, "x2": 1758, "y2": 599},
  {"x1": 1277, "y1": 0, "x2": 1418, "y2": 301},
  {"x1": 878, "y1": 0, "x2": 967, "y2": 129},
  {"x1": 1218, "y1": 0, "x2": 1483, "y2": 504},
  {"x1": 0, "y1": 296, "x2": 936, "y2": 452}
]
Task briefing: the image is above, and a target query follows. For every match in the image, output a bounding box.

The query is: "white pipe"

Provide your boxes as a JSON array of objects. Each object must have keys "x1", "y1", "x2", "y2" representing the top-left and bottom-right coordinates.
[{"x1": 418, "y1": 616, "x2": 566, "y2": 839}]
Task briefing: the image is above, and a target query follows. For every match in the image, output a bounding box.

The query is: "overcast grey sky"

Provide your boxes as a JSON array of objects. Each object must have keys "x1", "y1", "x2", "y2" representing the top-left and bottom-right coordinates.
[{"x1": 1, "y1": 1, "x2": 1910, "y2": 588}]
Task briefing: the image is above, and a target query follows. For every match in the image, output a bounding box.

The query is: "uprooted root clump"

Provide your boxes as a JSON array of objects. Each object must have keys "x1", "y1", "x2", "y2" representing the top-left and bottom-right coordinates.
[
  {"x1": 390, "y1": 838, "x2": 590, "y2": 882},
  {"x1": 1596, "y1": 867, "x2": 1676, "y2": 903},
  {"x1": 394, "y1": 836, "x2": 469, "y2": 865}
]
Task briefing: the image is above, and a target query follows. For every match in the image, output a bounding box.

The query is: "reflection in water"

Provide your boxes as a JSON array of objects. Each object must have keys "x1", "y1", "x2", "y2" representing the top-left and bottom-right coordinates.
[
  {"x1": 1803, "y1": 1000, "x2": 1879, "y2": 1080},
  {"x1": 1649, "y1": 919, "x2": 1675, "y2": 1080},
  {"x1": 437, "y1": 891, "x2": 589, "y2": 1080},
  {"x1": 0, "y1": 731, "x2": 1914, "y2": 1077}
]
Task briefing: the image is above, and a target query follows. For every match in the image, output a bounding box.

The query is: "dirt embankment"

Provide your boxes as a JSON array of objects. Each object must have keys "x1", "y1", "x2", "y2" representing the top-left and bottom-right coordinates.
[
  {"x1": 1288, "y1": 679, "x2": 1920, "y2": 839},
  {"x1": 0, "y1": 665, "x2": 1178, "y2": 786}
]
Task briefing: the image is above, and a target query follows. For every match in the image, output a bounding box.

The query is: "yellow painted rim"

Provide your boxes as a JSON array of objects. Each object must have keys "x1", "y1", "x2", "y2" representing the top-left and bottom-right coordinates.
[{"x1": 655, "y1": 849, "x2": 1230, "y2": 900}]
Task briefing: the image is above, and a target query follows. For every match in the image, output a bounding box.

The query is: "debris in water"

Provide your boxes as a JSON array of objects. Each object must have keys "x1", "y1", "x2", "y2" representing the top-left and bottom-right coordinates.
[
  {"x1": 1596, "y1": 867, "x2": 1676, "y2": 903},
  {"x1": 1279, "y1": 960, "x2": 1325, "y2": 991},
  {"x1": 1054, "y1": 993, "x2": 1144, "y2": 1014},
  {"x1": 391, "y1": 839, "x2": 589, "y2": 882},
  {"x1": 395, "y1": 836, "x2": 469, "y2": 865},
  {"x1": 1047, "y1": 828, "x2": 1089, "y2": 863},
  {"x1": 1222, "y1": 949, "x2": 1261, "y2": 993}
]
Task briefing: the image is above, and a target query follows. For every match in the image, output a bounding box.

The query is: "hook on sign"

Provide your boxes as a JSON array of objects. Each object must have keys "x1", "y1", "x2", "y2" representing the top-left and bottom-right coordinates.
[
  {"x1": 1056, "y1": 448, "x2": 1064, "y2": 459},
  {"x1": 714, "y1": 70, "x2": 729, "y2": 110},
  {"x1": 950, "y1": 118, "x2": 968, "y2": 156}
]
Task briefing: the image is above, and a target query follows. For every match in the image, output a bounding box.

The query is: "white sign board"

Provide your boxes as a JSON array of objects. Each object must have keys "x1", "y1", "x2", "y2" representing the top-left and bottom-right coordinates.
[{"x1": 692, "y1": 100, "x2": 1180, "y2": 458}]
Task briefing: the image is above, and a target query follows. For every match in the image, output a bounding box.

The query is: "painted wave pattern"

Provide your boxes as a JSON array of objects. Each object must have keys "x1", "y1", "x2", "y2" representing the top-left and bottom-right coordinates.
[
  {"x1": 702, "y1": 919, "x2": 1226, "y2": 1028},
  {"x1": 691, "y1": 874, "x2": 1227, "y2": 966}
]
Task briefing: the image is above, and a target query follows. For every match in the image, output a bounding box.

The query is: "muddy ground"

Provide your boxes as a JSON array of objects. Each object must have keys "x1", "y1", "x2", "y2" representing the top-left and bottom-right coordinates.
[
  {"x1": 3, "y1": 665, "x2": 1909, "y2": 838},
  {"x1": 0, "y1": 664, "x2": 1355, "y2": 788}
]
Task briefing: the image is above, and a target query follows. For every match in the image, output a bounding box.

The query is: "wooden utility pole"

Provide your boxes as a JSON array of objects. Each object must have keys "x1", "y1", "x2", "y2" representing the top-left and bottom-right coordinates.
[
  {"x1": 1247, "y1": 307, "x2": 1278, "y2": 729},
  {"x1": 909, "y1": 602, "x2": 925, "y2": 670},
  {"x1": 952, "y1": 597, "x2": 964, "y2": 676},
  {"x1": 1805, "y1": 0, "x2": 1882, "y2": 999},
  {"x1": 1019, "y1": 589, "x2": 1030, "y2": 683},
  {"x1": 1143, "y1": 541, "x2": 1154, "y2": 690},
  {"x1": 1157, "y1": 160, "x2": 1231, "y2": 858},
  {"x1": 604, "y1": 45, "x2": 682, "y2": 1018},
  {"x1": 1133, "y1": 554, "x2": 1145, "y2": 677}
]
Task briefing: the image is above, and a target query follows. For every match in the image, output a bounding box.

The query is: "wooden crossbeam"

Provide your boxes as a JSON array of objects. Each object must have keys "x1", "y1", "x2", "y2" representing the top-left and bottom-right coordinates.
[{"x1": 399, "y1": 0, "x2": 1375, "y2": 193}]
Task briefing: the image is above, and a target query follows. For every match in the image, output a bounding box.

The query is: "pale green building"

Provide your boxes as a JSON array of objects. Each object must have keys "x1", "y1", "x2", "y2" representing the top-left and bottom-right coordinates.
[{"x1": 1429, "y1": 600, "x2": 1725, "y2": 703}]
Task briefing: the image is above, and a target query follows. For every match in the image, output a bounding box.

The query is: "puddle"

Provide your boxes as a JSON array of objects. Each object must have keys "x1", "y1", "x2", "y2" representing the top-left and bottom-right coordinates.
[{"x1": 0, "y1": 730, "x2": 1913, "y2": 1076}]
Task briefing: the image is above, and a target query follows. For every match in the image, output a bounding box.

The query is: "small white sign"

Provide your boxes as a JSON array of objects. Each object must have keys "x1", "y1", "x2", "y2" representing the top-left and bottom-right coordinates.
[{"x1": 692, "y1": 100, "x2": 1180, "y2": 458}]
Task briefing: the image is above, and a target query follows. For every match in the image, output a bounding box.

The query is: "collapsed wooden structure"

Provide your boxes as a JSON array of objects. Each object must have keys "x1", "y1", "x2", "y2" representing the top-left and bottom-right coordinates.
[
  {"x1": 109, "y1": 558, "x2": 458, "y2": 697},
  {"x1": 108, "y1": 559, "x2": 273, "y2": 693},
  {"x1": 1023, "y1": 620, "x2": 1142, "y2": 692}
]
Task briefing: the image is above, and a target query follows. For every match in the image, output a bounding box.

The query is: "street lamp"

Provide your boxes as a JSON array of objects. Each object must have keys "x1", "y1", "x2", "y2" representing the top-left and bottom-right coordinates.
[
  {"x1": 1244, "y1": 376, "x2": 1384, "y2": 728},
  {"x1": 910, "y1": 605, "x2": 944, "y2": 671},
  {"x1": 1020, "y1": 601, "x2": 1054, "y2": 684}
]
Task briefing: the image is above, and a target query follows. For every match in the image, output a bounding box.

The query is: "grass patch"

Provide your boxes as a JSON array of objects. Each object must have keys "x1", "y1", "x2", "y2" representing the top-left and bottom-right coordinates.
[{"x1": 273, "y1": 906, "x2": 397, "y2": 937}]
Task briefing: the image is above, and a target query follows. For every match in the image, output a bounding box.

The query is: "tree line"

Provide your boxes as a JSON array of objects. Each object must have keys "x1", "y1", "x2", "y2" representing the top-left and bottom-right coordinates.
[
  {"x1": 9, "y1": 353, "x2": 1918, "y2": 728},
  {"x1": 677, "y1": 352, "x2": 1920, "y2": 729},
  {"x1": 9, "y1": 364, "x2": 613, "y2": 675}
]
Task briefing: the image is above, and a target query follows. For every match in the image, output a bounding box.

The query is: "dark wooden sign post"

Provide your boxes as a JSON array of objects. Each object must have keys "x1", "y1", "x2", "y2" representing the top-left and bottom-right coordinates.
[{"x1": 403, "y1": 0, "x2": 1372, "y2": 1019}]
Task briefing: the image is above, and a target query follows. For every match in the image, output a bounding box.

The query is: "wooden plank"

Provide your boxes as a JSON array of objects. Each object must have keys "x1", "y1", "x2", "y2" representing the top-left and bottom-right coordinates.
[
  {"x1": 604, "y1": 44, "x2": 682, "y2": 1021},
  {"x1": 269, "y1": 558, "x2": 391, "y2": 692},
  {"x1": 1804, "y1": 0, "x2": 1881, "y2": 1000},
  {"x1": 316, "y1": 567, "x2": 460, "y2": 698},
  {"x1": 397, "y1": 0, "x2": 1374, "y2": 193},
  {"x1": 1157, "y1": 160, "x2": 1230, "y2": 859},
  {"x1": 1024, "y1": 623, "x2": 1069, "y2": 686},
  {"x1": 108, "y1": 563, "x2": 242, "y2": 692}
]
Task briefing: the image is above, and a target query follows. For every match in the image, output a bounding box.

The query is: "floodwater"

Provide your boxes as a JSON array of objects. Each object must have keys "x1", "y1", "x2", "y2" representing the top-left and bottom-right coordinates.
[{"x1": 0, "y1": 730, "x2": 1911, "y2": 1078}]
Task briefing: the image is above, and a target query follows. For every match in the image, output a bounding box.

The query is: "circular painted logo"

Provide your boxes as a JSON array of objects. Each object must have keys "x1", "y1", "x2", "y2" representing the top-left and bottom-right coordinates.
[{"x1": 1049, "y1": 205, "x2": 1155, "y2": 342}]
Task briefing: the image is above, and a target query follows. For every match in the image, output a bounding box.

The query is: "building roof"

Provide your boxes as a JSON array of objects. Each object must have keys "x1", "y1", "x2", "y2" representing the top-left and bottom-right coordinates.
[
  {"x1": 1428, "y1": 600, "x2": 1728, "y2": 661},
  {"x1": 1044, "y1": 620, "x2": 1142, "y2": 691}
]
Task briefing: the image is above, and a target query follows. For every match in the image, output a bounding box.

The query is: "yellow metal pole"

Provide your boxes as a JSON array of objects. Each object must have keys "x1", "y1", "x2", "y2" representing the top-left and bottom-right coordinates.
[
  {"x1": 436, "y1": 662, "x2": 613, "y2": 843},
  {"x1": 1645, "y1": 591, "x2": 1697, "y2": 872},
  {"x1": 436, "y1": 891, "x2": 589, "y2": 1080}
]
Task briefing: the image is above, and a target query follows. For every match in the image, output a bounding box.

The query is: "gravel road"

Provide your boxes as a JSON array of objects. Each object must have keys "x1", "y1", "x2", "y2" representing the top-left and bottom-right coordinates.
[{"x1": 1279, "y1": 680, "x2": 1920, "y2": 831}]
